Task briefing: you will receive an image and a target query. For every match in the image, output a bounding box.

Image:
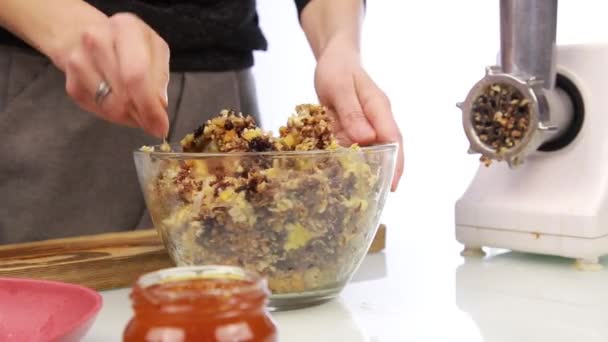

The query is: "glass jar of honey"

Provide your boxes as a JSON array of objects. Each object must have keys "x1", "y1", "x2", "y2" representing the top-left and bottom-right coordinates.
[{"x1": 123, "y1": 266, "x2": 278, "y2": 342}]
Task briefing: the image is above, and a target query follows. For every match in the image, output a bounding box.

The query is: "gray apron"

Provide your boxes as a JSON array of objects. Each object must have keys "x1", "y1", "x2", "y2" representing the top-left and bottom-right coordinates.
[{"x1": 0, "y1": 45, "x2": 260, "y2": 244}]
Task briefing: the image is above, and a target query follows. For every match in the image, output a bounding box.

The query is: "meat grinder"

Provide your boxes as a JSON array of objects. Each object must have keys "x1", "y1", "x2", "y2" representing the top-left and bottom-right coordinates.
[{"x1": 455, "y1": 0, "x2": 608, "y2": 270}]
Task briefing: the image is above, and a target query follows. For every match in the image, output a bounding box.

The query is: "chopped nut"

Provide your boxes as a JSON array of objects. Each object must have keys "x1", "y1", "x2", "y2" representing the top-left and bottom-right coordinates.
[
  {"x1": 160, "y1": 140, "x2": 172, "y2": 152},
  {"x1": 480, "y1": 155, "x2": 493, "y2": 167},
  {"x1": 139, "y1": 145, "x2": 155, "y2": 153}
]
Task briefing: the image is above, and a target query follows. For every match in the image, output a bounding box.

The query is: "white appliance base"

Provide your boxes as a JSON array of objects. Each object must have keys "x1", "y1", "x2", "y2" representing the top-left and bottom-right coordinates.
[{"x1": 456, "y1": 225, "x2": 608, "y2": 270}]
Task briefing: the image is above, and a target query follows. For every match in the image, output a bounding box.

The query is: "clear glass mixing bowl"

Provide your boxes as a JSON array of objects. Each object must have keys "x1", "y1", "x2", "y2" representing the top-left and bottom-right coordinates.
[{"x1": 134, "y1": 143, "x2": 397, "y2": 310}]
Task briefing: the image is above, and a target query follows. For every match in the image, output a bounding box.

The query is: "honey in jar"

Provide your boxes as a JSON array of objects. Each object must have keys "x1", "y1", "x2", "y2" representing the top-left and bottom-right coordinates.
[{"x1": 123, "y1": 266, "x2": 278, "y2": 342}]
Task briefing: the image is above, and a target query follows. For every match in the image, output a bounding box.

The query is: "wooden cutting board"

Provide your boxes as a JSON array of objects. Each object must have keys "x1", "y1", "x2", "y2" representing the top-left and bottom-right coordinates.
[{"x1": 0, "y1": 225, "x2": 386, "y2": 291}]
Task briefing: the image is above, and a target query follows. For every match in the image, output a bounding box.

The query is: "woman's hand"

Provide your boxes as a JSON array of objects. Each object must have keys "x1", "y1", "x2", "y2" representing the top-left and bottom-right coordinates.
[
  {"x1": 58, "y1": 13, "x2": 170, "y2": 138},
  {"x1": 314, "y1": 37, "x2": 404, "y2": 191},
  {"x1": 0, "y1": 1, "x2": 169, "y2": 137}
]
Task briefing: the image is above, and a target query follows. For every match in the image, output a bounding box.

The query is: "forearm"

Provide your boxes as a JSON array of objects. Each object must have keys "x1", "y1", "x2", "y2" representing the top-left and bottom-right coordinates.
[
  {"x1": 0, "y1": 0, "x2": 107, "y2": 69},
  {"x1": 299, "y1": 0, "x2": 364, "y2": 59}
]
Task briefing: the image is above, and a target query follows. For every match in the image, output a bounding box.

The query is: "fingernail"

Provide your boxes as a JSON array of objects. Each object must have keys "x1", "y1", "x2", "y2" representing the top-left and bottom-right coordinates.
[{"x1": 160, "y1": 86, "x2": 168, "y2": 108}]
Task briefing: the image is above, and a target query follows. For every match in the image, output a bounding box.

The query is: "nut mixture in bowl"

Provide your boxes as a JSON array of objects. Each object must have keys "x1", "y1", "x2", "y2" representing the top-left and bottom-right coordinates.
[{"x1": 134, "y1": 104, "x2": 397, "y2": 309}]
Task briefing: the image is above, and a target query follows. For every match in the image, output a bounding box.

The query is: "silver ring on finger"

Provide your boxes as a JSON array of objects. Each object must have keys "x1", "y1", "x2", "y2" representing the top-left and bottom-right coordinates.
[{"x1": 95, "y1": 80, "x2": 112, "y2": 106}]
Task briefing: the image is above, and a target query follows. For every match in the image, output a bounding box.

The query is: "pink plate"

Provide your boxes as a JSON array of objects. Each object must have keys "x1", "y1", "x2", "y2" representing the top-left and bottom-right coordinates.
[{"x1": 0, "y1": 278, "x2": 102, "y2": 342}]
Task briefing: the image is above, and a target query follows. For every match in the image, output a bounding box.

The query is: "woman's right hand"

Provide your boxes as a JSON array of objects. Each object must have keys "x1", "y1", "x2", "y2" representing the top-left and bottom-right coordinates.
[{"x1": 59, "y1": 13, "x2": 170, "y2": 138}]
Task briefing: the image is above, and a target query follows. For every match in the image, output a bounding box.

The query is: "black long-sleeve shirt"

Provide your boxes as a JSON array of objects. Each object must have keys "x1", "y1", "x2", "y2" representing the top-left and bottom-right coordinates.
[{"x1": 0, "y1": 0, "x2": 312, "y2": 72}]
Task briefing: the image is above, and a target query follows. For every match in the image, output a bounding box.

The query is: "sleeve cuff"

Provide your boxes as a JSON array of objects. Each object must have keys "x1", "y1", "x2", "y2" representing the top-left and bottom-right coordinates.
[{"x1": 294, "y1": 0, "x2": 311, "y2": 15}]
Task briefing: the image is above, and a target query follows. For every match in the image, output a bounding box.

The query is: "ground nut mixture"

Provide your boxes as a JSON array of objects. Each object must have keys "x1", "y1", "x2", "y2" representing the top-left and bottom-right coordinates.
[
  {"x1": 471, "y1": 83, "x2": 531, "y2": 166},
  {"x1": 141, "y1": 105, "x2": 384, "y2": 294}
]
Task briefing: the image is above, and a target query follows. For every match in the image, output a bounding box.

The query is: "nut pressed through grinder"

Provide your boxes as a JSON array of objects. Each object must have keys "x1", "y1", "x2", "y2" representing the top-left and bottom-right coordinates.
[{"x1": 470, "y1": 83, "x2": 532, "y2": 166}]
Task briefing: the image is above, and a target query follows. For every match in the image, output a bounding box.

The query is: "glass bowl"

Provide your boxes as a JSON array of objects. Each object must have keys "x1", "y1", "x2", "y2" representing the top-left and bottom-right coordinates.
[{"x1": 134, "y1": 143, "x2": 397, "y2": 310}]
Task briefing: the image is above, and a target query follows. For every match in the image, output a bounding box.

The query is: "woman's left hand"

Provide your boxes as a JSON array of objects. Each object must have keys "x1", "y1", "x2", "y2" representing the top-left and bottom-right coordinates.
[{"x1": 314, "y1": 37, "x2": 404, "y2": 191}]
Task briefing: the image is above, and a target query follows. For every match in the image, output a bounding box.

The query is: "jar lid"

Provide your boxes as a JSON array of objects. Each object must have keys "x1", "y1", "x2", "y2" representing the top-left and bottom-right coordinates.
[{"x1": 135, "y1": 265, "x2": 269, "y2": 301}]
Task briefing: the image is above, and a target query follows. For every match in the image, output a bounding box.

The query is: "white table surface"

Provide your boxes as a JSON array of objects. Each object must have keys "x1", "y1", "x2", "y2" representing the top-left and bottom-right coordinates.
[{"x1": 82, "y1": 191, "x2": 608, "y2": 342}]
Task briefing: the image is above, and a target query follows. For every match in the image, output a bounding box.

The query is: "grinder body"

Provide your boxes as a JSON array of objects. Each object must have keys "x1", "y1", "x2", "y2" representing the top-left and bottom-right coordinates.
[
  {"x1": 455, "y1": 0, "x2": 608, "y2": 267},
  {"x1": 456, "y1": 44, "x2": 608, "y2": 266}
]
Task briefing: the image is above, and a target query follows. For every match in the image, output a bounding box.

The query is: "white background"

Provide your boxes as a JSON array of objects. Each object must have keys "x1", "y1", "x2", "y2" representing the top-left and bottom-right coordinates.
[{"x1": 253, "y1": 0, "x2": 608, "y2": 207}]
